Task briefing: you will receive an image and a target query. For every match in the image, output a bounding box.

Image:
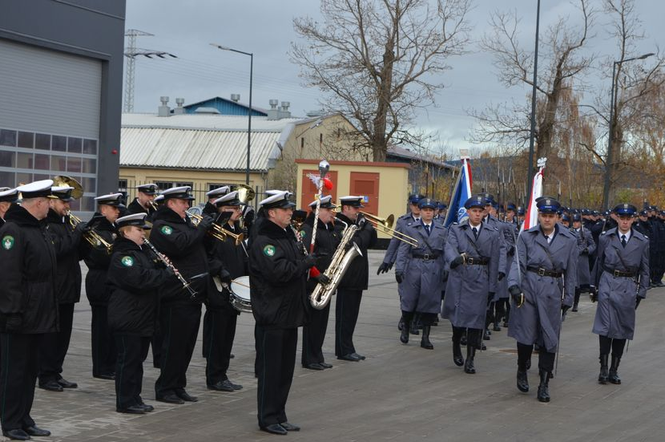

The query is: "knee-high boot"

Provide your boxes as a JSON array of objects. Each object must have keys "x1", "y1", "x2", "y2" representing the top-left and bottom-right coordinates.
[
  {"x1": 420, "y1": 325, "x2": 433, "y2": 350},
  {"x1": 598, "y1": 354, "x2": 609, "y2": 384},
  {"x1": 609, "y1": 355, "x2": 621, "y2": 384},
  {"x1": 537, "y1": 369, "x2": 550, "y2": 402},
  {"x1": 464, "y1": 344, "x2": 476, "y2": 374}
]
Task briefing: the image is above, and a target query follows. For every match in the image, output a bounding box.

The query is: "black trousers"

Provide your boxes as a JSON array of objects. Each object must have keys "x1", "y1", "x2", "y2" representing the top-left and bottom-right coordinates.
[
  {"x1": 599, "y1": 335, "x2": 627, "y2": 358},
  {"x1": 517, "y1": 342, "x2": 556, "y2": 372},
  {"x1": 256, "y1": 326, "x2": 297, "y2": 428},
  {"x1": 453, "y1": 327, "x2": 482, "y2": 348},
  {"x1": 39, "y1": 303, "x2": 75, "y2": 384},
  {"x1": 335, "y1": 288, "x2": 362, "y2": 357},
  {"x1": 92, "y1": 304, "x2": 116, "y2": 377},
  {"x1": 155, "y1": 303, "x2": 201, "y2": 397},
  {"x1": 0, "y1": 333, "x2": 41, "y2": 431},
  {"x1": 401, "y1": 311, "x2": 437, "y2": 327},
  {"x1": 114, "y1": 335, "x2": 150, "y2": 410},
  {"x1": 203, "y1": 307, "x2": 238, "y2": 385},
  {"x1": 151, "y1": 330, "x2": 163, "y2": 369},
  {"x1": 302, "y1": 302, "x2": 330, "y2": 366}
]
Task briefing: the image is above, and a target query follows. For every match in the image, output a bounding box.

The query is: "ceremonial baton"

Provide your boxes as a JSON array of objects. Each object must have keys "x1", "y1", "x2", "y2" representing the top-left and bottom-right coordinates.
[{"x1": 309, "y1": 160, "x2": 330, "y2": 275}]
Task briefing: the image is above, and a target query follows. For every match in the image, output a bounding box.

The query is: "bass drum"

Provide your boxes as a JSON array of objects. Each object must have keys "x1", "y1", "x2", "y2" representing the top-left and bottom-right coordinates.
[{"x1": 229, "y1": 275, "x2": 252, "y2": 313}]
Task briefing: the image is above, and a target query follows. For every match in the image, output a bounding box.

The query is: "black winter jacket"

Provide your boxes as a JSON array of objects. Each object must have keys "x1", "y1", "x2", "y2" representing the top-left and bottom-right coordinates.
[
  {"x1": 81, "y1": 213, "x2": 116, "y2": 305},
  {"x1": 249, "y1": 218, "x2": 309, "y2": 329},
  {"x1": 0, "y1": 204, "x2": 58, "y2": 334},
  {"x1": 205, "y1": 221, "x2": 247, "y2": 311},
  {"x1": 335, "y1": 213, "x2": 377, "y2": 291},
  {"x1": 107, "y1": 237, "x2": 171, "y2": 336},
  {"x1": 127, "y1": 198, "x2": 156, "y2": 221},
  {"x1": 46, "y1": 209, "x2": 82, "y2": 304},
  {"x1": 301, "y1": 213, "x2": 341, "y2": 292}
]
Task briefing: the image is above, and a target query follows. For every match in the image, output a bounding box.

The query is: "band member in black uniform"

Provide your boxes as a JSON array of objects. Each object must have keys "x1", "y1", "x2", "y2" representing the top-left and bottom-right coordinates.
[
  {"x1": 150, "y1": 186, "x2": 216, "y2": 404},
  {"x1": 81, "y1": 193, "x2": 123, "y2": 380},
  {"x1": 203, "y1": 191, "x2": 245, "y2": 392},
  {"x1": 0, "y1": 180, "x2": 58, "y2": 441},
  {"x1": 38, "y1": 185, "x2": 83, "y2": 392},
  {"x1": 301, "y1": 195, "x2": 338, "y2": 370},
  {"x1": 335, "y1": 196, "x2": 377, "y2": 362},
  {"x1": 0, "y1": 187, "x2": 18, "y2": 226},
  {"x1": 203, "y1": 186, "x2": 230, "y2": 216},
  {"x1": 127, "y1": 183, "x2": 158, "y2": 220},
  {"x1": 107, "y1": 213, "x2": 174, "y2": 414},
  {"x1": 250, "y1": 190, "x2": 323, "y2": 435}
]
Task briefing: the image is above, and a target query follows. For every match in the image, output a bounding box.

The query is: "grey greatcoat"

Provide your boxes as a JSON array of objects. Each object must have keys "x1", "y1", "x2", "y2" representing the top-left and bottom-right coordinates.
[
  {"x1": 395, "y1": 222, "x2": 446, "y2": 314},
  {"x1": 497, "y1": 220, "x2": 518, "y2": 300},
  {"x1": 442, "y1": 222, "x2": 500, "y2": 329},
  {"x1": 591, "y1": 228, "x2": 649, "y2": 340},
  {"x1": 572, "y1": 227, "x2": 596, "y2": 289},
  {"x1": 484, "y1": 216, "x2": 508, "y2": 302},
  {"x1": 507, "y1": 225, "x2": 578, "y2": 353}
]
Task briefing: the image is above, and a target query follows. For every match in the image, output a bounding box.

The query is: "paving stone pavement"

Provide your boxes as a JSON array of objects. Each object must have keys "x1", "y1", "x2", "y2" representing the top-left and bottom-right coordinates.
[{"x1": 19, "y1": 251, "x2": 665, "y2": 442}]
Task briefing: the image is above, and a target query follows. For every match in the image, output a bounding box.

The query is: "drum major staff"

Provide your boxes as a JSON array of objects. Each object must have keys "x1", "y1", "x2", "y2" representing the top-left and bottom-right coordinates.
[{"x1": 249, "y1": 190, "x2": 323, "y2": 436}]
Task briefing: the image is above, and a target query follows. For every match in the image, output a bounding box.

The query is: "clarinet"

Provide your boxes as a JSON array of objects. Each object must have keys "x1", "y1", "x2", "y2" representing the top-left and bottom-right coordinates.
[
  {"x1": 144, "y1": 238, "x2": 198, "y2": 298},
  {"x1": 289, "y1": 224, "x2": 309, "y2": 256}
]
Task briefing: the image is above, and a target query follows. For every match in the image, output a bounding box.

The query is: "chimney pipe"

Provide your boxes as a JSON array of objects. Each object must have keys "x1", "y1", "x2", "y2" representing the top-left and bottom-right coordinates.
[
  {"x1": 230, "y1": 94, "x2": 240, "y2": 102},
  {"x1": 267, "y1": 99, "x2": 280, "y2": 120},
  {"x1": 158, "y1": 96, "x2": 171, "y2": 117},
  {"x1": 173, "y1": 98, "x2": 185, "y2": 115}
]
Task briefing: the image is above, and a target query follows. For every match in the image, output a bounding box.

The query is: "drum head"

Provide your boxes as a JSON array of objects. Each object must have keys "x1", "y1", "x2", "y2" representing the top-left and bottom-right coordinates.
[{"x1": 231, "y1": 276, "x2": 251, "y2": 302}]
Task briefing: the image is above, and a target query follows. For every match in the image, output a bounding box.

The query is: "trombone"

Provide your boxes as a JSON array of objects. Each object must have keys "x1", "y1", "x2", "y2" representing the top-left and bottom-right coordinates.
[
  {"x1": 68, "y1": 212, "x2": 113, "y2": 253},
  {"x1": 359, "y1": 211, "x2": 419, "y2": 247},
  {"x1": 189, "y1": 214, "x2": 244, "y2": 246}
]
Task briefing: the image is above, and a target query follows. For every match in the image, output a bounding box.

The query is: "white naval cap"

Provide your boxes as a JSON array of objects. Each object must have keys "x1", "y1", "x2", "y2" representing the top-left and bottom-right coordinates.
[
  {"x1": 17, "y1": 179, "x2": 54, "y2": 199},
  {"x1": 206, "y1": 186, "x2": 230, "y2": 198},
  {"x1": 137, "y1": 183, "x2": 159, "y2": 195},
  {"x1": 308, "y1": 195, "x2": 336, "y2": 209},
  {"x1": 51, "y1": 185, "x2": 76, "y2": 202},
  {"x1": 214, "y1": 191, "x2": 242, "y2": 207},
  {"x1": 161, "y1": 186, "x2": 195, "y2": 200},
  {"x1": 0, "y1": 187, "x2": 19, "y2": 203},
  {"x1": 259, "y1": 190, "x2": 296, "y2": 209},
  {"x1": 116, "y1": 212, "x2": 150, "y2": 229},
  {"x1": 154, "y1": 194, "x2": 165, "y2": 204},
  {"x1": 339, "y1": 195, "x2": 364, "y2": 208},
  {"x1": 94, "y1": 193, "x2": 124, "y2": 206}
]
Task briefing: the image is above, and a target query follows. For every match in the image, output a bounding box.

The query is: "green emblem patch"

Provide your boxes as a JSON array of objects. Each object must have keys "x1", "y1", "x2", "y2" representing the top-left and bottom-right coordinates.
[
  {"x1": 299, "y1": 230, "x2": 306, "y2": 238},
  {"x1": 121, "y1": 256, "x2": 134, "y2": 267},
  {"x1": 263, "y1": 245, "x2": 276, "y2": 257},
  {"x1": 161, "y1": 225, "x2": 173, "y2": 235},
  {"x1": 2, "y1": 235, "x2": 14, "y2": 250}
]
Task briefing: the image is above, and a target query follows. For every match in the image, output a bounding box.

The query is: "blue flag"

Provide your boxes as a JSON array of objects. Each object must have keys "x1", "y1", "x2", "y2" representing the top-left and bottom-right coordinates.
[{"x1": 443, "y1": 157, "x2": 473, "y2": 227}]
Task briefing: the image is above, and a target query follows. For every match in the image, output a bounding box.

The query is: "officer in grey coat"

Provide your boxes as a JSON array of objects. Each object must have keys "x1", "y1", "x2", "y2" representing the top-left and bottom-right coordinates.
[
  {"x1": 395, "y1": 198, "x2": 446, "y2": 350},
  {"x1": 442, "y1": 195, "x2": 500, "y2": 374},
  {"x1": 508, "y1": 197, "x2": 578, "y2": 403},
  {"x1": 591, "y1": 203, "x2": 649, "y2": 386},
  {"x1": 571, "y1": 213, "x2": 596, "y2": 312}
]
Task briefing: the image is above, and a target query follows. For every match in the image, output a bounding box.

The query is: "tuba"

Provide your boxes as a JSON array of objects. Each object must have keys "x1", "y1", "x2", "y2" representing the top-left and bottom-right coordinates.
[{"x1": 309, "y1": 219, "x2": 362, "y2": 310}]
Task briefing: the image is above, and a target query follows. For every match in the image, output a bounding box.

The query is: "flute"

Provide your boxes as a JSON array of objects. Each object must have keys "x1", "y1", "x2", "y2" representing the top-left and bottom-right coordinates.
[{"x1": 144, "y1": 238, "x2": 198, "y2": 298}]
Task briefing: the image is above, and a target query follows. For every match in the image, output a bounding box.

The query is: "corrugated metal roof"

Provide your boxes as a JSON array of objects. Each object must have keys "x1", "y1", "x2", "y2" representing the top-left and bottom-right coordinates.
[
  {"x1": 120, "y1": 127, "x2": 282, "y2": 171},
  {"x1": 122, "y1": 113, "x2": 301, "y2": 132}
]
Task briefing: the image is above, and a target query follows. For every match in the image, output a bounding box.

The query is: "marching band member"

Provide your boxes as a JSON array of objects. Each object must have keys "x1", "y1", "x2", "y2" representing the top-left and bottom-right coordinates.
[
  {"x1": 335, "y1": 196, "x2": 377, "y2": 362},
  {"x1": 81, "y1": 193, "x2": 123, "y2": 380},
  {"x1": 127, "y1": 183, "x2": 158, "y2": 220},
  {"x1": 249, "y1": 190, "x2": 323, "y2": 435},
  {"x1": 38, "y1": 185, "x2": 83, "y2": 392},
  {"x1": 508, "y1": 197, "x2": 578, "y2": 402},
  {"x1": 0, "y1": 187, "x2": 18, "y2": 226},
  {"x1": 591, "y1": 203, "x2": 649, "y2": 385},
  {"x1": 203, "y1": 191, "x2": 245, "y2": 392},
  {"x1": 395, "y1": 198, "x2": 446, "y2": 349},
  {"x1": 203, "y1": 186, "x2": 230, "y2": 216},
  {"x1": 107, "y1": 213, "x2": 173, "y2": 414},
  {"x1": 443, "y1": 195, "x2": 500, "y2": 374},
  {"x1": 0, "y1": 180, "x2": 58, "y2": 440},
  {"x1": 300, "y1": 195, "x2": 338, "y2": 370}
]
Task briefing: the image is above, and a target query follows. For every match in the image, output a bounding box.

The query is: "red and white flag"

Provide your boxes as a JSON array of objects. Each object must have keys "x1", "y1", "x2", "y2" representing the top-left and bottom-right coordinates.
[{"x1": 521, "y1": 158, "x2": 547, "y2": 232}]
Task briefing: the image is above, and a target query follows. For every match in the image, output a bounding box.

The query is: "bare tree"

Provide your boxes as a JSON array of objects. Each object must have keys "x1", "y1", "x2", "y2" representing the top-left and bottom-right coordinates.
[
  {"x1": 469, "y1": 0, "x2": 593, "y2": 162},
  {"x1": 291, "y1": 0, "x2": 471, "y2": 161}
]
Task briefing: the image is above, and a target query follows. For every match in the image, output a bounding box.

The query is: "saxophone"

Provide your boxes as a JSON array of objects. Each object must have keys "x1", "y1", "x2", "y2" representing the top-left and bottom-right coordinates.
[{"x1": 309, "y1": 220, "x2": 362, "y2": 310}]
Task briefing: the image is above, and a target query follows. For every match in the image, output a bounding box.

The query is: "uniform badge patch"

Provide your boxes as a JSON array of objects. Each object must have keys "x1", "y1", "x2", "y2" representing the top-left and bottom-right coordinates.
[
  {"x1": 121, "y1": 256, "x2": 134, "y2": 267},
  {"x1": 2, "y1": 235, "x2": 14, "y2": 250},
  {"x1": 263, "y1": 245, "x2": 276, "y2": 257},
  {"x1": 299, "y1": 230, "x2": 306, "y2": 238},
  {"x1": 161, "y1": 225, "x2": 173, "y2": 235}
]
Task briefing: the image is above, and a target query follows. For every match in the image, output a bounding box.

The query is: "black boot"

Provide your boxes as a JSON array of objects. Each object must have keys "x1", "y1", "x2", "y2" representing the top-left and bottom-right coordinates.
[
  {"x1": 598, "y1": 354, "x2": 609, "y2": 384},
  {"x1": 537, "y1": 370, "x2": 550, "y2": 402},
  {"x1": 609, "y1": 355, "x2": 621, "y2": 384},
  {"x1": 572, "y1": 290, "x2": 581, "y2": 312},
  {"x1": 397, "y1": 316, "x2": 404, "y2": 331},
  {"x1": 452, "y1": 340, "x2": 464, "y2": 366},
  {"x1": 400, "y1": 325, "x2": 409, "y2": 344},
  {"x1": 460, "y1": 333, "x2": 467, "y2": 346},
  {"x1": 483, "y1": 329, "x2": 491, "y2": 340},
  {"x1": 517, "y1": 369, "x2": 529, "y2": 393},
  {"x1": 420, "y1": 325, "x2": 433, "y2": 349},
  {"x1": 464, "y1": 345, "x2": 476, "y2": 374},
  {"x1": 409, "y1": 318, "x2": 419, "y2": 335}
]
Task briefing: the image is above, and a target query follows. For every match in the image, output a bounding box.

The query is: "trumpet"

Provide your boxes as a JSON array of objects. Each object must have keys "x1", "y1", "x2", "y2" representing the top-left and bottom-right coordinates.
[
  {"x1": 189, "y1": 214, "x2": 244, "y2": 246},
  {"x1": 359, "y1": 211, "x2": 419, "y2": 247},
  {"x1": 148, "y1": 200, "x2": 158, "y2": 211},
  {"x1": 68, "y1": 212, "x2": 113, "y2": 253}
]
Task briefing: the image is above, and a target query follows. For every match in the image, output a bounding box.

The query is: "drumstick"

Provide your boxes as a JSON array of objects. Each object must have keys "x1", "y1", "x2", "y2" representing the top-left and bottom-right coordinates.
[{"x1": 232, "y1": 280, "x2": 250, "y2": 289}]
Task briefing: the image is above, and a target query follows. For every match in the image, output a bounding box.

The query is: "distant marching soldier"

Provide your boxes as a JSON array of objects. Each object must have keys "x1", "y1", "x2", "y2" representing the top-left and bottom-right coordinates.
[
  {"x1": 633, "y1": 209, "x2": 651, "y2": 237},
  {"x1": 203, "y1": 186, "x2": 230, "y2": 216},
  {"x1": 481, "y1": 195, "x2": 508, "y2": 338},
  {"x1": 395, "y1": 198, "x2": 446, "y2": 349},
  {"x1": 377, "y1": 194, "x2": 423, "y2": 335},
  {"x1": 203, "y1": 191, "x2": 245, "y2": 392},
  {"x1": 0, "y1": 180, "x2": 58, "y2": 441},
  {"x1": 81, "y1": 193, "x2": 124, "y2": 380},
  {"x1": 442, "y1": 195, "x2": 500, "y2": 374},
  {"x1": 301, "y1": 195, "x2": 338, "y2": 370},
  {"x1": 507, "y1": 197, "x2": 578, "y2": 403},
  {"x1": 38, "y1": 185, "x2": 83, "y2": 392},
  {"x1": 571, "y1": 213, "x2": 596, "y2": 312},
  {"x1": 127, "y1": 183, "x2": 158, "y2": 221},
  {"x1": 591, "y1": 203, "x2": 649, "y2": 385}
]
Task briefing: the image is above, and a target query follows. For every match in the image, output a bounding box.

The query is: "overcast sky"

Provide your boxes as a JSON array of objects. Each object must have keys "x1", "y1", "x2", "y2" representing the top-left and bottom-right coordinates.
[{"x1": 124, "y1": 0, "x2": 663, "y2": 157}]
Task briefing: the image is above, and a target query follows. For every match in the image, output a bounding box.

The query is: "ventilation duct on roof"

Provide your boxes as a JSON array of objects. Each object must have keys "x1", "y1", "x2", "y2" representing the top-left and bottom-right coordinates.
[
  {"x1": 278, "y1": 101, "x2": 291, "y2": 119},
  {"x1": 230, "y1": 94, "x2": 240, "y2": 102},
  {"x1": 158, "y1": 96, "x2": 170, "y2": 117},
  {"x1": 173, "y1": 97, "x2": 185, "y2": 115},
  {"x1": 267, "y1": 99, "x2": 280, "y2": 120}
]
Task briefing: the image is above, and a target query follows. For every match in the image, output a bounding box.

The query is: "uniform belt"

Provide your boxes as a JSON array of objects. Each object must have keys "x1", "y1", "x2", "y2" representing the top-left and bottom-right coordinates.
[
  {"x1": 603, "y1": 266, "x2": 636, "y2": 278},
  {"x1": 465, "y1": 256, "x2": 489, "y2": 265},
  {"x1": 527, "y1": 266, "x2": 562, "y2": 278},
  {"x1": 411, "y1": 252, "x2": 440, "y2": 260}
]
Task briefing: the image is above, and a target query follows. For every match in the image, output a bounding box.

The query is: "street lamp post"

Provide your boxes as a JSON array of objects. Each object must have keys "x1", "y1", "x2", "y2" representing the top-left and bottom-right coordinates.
[
  {"x1": 210, "y1": 44, "x2": 254, "y2": 185},
  {"x1": 601, "y1": 52, "x2": 655, "y2": 210}
]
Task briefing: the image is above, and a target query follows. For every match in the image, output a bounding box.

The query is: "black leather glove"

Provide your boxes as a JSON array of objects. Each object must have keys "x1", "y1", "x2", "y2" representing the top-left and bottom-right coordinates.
[
  {"x1": 314, "y1": 274, "x2": 331, "y2": 286},
  {"x1": 395, "y1": 272, "x2": 404, "y2": 284},
  {"x1": 450, "y1": 254, "x2": 465, "y2": 269},
  {"x1": 509, "y1": 285, "x2": 524, "y2": 307},
  {"x1": 498, "y1": 272, "x2": 505, "y2": 281},
  {"x1": 74, "y1": 221, "x2": 89, "y2": 234},
  {"x1": 197, "y1": 214, "x2": 214, "y2": 231},
  {"x1": 219, "y1": 269, "x2": 232, "y2": 285},
  {"x1": 302, "y1": 254, "x2": 317, "y2": 268},
  {"x1": 377, "y1": 261, "x2": 393, "y2": 275},
  {"x1": 507, "y1": 245, "x2": 515, "y2": 256},
  {"x1": 635, "y1": 297, "x2": 642, "y2": 310},
  {"x1": 582, "y1": 248, "x2": 589, "y2": 255},
  {"x1": 561, "y1": 304, "x2": 571, "y2": 315},
  {"x1": 589, "y1": 286, "x2": 598, "y2": 302}
]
